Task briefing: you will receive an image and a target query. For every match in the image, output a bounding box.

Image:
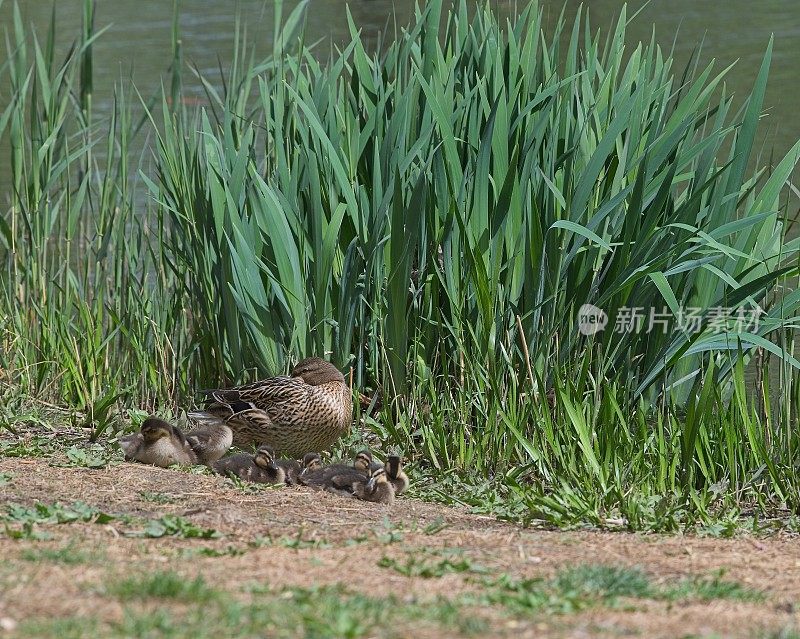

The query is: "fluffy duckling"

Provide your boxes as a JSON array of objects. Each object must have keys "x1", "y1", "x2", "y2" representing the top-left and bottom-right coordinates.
[
  {"x1": 352, "y1": 466, "x2": 395, "y2": 505},
  {"x1": 118, "y1": 418, "x2": 197, "y2": 468},
  {"x1": 298, "y1": 449, "x2": 372, "y2": 489},
  {"x1": 276, "y1": 452, "x2": 324, "y2": 485},
  {"x1": 184, "y1": 422, "x2": 233, "y2": 465},
  {"x1": 385, "y1": 455, "x2": 409, "y2": 495},
  {"x1": 212, "y1": 445, "x2": 286, "y2": 484},
  {"x1": 300, "y1": 452, "x2": 323, "y2": 476}
]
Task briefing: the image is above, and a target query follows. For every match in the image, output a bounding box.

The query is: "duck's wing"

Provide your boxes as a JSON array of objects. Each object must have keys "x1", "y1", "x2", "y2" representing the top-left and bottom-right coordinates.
[
  {"x1": 184, "y1": 424, "x2": 233, "y2": 463},
  {"x1": 327, "y1": 469, "x2": 363, "y2": 493},
  {"x1": 274, "y1": 458, "x2": 301, "y2": 484},
  {"x1": 185, "y1": 428, "x2": 215, "y2": 461},
  {"x1": 297, "y1": 464, "x2": 351, "y2": 488},
  {"x1": 169, "y1": 424, "x2": 199, "y2": 464},
  {"x1": 212, "y1": 453, "x2": 251, "y2": 476},
  {"x1": 198, "y1": 376, "x2": 312, "y2": 425}
]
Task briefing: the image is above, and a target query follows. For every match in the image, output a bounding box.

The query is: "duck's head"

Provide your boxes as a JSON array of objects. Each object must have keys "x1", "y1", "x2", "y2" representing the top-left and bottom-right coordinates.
[
  {"x1": 254, "y1": 445, "x2": 277, "y2": 470},
  {"x1": 290, "y1": 357, "x2": 345, "y2": 385},
  {"x1": 353, "y1": 449, "x2": 373, "y2": 473},
  {"x1": 302, "y1": 452, "x2": 323, "y2": 472},
  {"x1": 140, "y1": 418, "x2": 173, "y2": 444}
]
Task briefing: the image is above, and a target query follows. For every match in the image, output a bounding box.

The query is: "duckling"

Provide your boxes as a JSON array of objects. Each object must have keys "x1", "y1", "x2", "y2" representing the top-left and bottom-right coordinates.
[
  {"x1": 184, "y1": 422, "x2": 233, "y2": 465},
  {"x1": 276, "y1": 452, "x2": 324, "y2": 485},
  {"x1": 314, "y1": 464, "x2": 394, "y2": 504},
  {"x1": 300, "y1": 452, "x2": 323, "y2": 475},
  {"x1": 365, "y1": 454, "x2": 409, "y2": 494},
  {"x1": 212, "y1": 445, "x2": 286, "y2": 484},
  {"x1": 118, "y1": 417, "x2": 197, "y2": 468},
  {"x1": 297, "y1": 449, "x2": 372, "y2": 489},
  {"x1": 352, "y1": 466, "x2": 395, "y2": 505},
  {"x1": 190, "y1": 357, "x2": 353, "y2": 458},
  {"x1": 385, "y1": 455, "x2": 409, "y2": 495}
]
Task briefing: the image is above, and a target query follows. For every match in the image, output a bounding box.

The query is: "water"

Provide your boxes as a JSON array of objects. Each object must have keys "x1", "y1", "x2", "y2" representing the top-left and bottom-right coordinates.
[{"x1": 1, "y1": 0, "x2": 798, "y2": 162}]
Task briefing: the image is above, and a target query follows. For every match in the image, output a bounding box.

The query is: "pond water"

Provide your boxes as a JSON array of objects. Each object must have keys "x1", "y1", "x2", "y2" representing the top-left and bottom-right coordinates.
[{"x1": 1, "y1": 0, "x2": 798, "y2": 161}]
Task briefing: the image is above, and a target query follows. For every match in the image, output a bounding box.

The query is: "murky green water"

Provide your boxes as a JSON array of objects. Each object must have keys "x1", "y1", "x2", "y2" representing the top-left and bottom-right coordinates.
[
  {"x1": 1, "y1": 1, "x2": 799, "y2": 157},
  {"x1": 1, "y1": 0, "x2": 798, "y2": 200}
]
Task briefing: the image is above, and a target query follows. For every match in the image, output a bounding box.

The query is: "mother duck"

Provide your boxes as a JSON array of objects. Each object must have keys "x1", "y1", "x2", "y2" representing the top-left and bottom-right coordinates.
[{"x1": 190, "y1": 357, "x2": 352, "y2": 458}]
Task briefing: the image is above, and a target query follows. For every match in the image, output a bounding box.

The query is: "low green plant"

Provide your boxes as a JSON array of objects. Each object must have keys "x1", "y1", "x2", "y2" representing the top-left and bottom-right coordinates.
[
  {"x1": 138, "y1": 491, "x2": 177, "y2": 504},
  {"x1": 0, "y1": 438, "x2": 54, "y2": 458},
  {"x1": 64, "y1": 446, "x2": 110, "y2": 469},
  {"x1": 136, "y1": 515, "x2": 220, "y2": 539},
  {"x1": 553, "y1": 565, "x2": 653, "y2": 602},
  {"x1": 1, "y1": 501, "x2": 112, "y2": 540},
  {"x1": 180, "y1": 545, "x2": 247, "y2": 558},
  {"x1": 662, "y1": 572, "x2": 762, "y2": 602},
  {"x1": 423, "y1": 518, "x2": 448, "y2": 535},
  {"x1": 374, "y1": 519, "x2": 405, "y2": 544},
  {"x1": 21, "y1": 543, "x2": 100, "y2": 565},
  {"x1": 277, "y1": 530, "x2": 331, "y2": 550},
  {"x1": 17, "y1": 617, "x2": 100, "y2": 639},
  {"x1": 109, "y1": 571, "x2": 218, "y2": 602},
  {"x1": 3, "y1": 501, "x2": 114, "y2": 526},
  {"x1": 483, "y1": 564, "x2": 760, "y2": 614},
  {"x1": 378, "y1": 550, "x2": 484, "y2": 578}
]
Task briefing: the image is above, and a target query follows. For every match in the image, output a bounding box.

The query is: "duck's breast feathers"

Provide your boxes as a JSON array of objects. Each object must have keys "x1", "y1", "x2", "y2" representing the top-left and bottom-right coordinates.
[{"x1": 307, "y1": 381, "x2": 352, "y2": 428}]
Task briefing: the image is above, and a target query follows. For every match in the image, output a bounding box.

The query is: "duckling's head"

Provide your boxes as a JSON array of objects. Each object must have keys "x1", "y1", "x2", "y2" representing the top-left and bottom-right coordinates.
[
  {"x1": 141, "y1": 418, "x2": 173, "y2": 444},
  {"x1": 290, "y1": 357, "x2": 346, "y2": 385},
  {"x1": 353, "y1": 449, "x2": 373, "y2": 473},
  {"x1": 302, "y1": 452, "x2": 323, "y2": 472},
  {"x1": 366, "y1": 466, "x2": 389, "y2": 490},
  {"x1": 386, "y1": 455, "x2": 409, "y2": 493},
  {"x1": 254, "y1": 445, "x2": 277, "y2": 470},
  {"x1": 386, "y1": 455, "x2": 402, "y2": 478}
]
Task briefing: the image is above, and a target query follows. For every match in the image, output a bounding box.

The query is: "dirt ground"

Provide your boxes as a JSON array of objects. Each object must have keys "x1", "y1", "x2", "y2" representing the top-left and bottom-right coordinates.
[{"x1": 0, "y1": 457, "x2": 798, "y2": 638}]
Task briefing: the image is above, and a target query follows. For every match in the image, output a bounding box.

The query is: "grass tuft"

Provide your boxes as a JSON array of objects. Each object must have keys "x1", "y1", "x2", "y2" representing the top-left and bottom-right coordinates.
[{"x1": 109, "y1": 571, "x2": 218, "y2": 603}]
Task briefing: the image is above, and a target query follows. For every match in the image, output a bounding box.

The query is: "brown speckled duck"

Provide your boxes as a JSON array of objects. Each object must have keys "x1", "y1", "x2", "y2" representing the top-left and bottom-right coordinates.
[
  {"x1": 118, "y1": 418, "x2": 197, "y2": 467},
  {"x1": 189, "y1": 357, "x2": 352, "y2": 458},
  {"x1": 212, "y1": 445, "x2": 286, "y2": 484}
]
